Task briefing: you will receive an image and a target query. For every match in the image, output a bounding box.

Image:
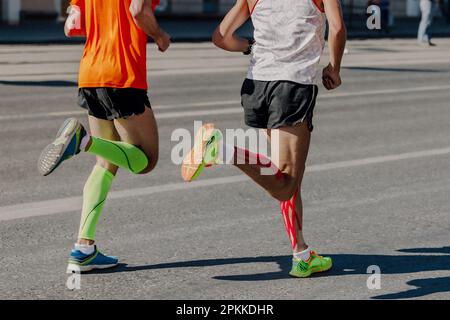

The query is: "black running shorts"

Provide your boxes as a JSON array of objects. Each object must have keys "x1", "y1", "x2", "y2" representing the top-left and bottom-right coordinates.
[
  {"x1": 241, "y1": 79, "x2": 318, "y2": 132},
  {"x1": 78, "y1": 87, "x2": 151, "y2": 121}
]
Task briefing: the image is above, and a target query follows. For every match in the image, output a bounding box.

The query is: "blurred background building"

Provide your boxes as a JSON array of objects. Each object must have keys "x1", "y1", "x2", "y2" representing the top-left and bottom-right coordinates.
[{"x1": 1, "y1": 0, "x2": 444, "y2": 25}]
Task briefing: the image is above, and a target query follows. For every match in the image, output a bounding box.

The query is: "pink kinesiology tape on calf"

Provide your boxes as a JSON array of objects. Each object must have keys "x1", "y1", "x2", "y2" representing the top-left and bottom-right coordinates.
[
  {"x1": 280, "y1": 190, "x2": 301, "y2": 249},
  {"x1": 233, "y1": 147, "x2": 299, "y2": 248}
]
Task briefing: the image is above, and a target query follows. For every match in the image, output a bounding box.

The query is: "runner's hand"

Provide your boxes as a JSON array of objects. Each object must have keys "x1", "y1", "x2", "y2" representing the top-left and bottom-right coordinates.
[
  {"x1": 155, "y1": 30, "x2": 171, "y2": 52},
  {"x1": 322, "y1": 63, "x2": 342, "y2": 90}
]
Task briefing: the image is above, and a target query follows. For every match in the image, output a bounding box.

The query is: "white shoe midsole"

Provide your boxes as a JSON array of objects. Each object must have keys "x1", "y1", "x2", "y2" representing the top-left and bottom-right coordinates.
[{"x1": 67, "y1": 263, "x2": 118, "y2": 273}]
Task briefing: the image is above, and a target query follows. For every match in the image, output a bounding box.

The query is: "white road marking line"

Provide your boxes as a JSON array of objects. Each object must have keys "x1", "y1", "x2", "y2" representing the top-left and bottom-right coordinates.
[
  {"x1": 0, "y1": 66, "x2": 248, "y2": 78},
  {"x1": 1, "y1": 146, "x2": 450, "y2": 222},
  {"x1": 321, "y1": 85, "x2": 450, "y2": 98},
  {"x1": 1, "y1": 57, "x2": 450, "y2": 79},
  {"x1": 0, "y1": 103, "x2": 240, "y2": 121},
  {"x1": 307, "y1": 147, "x2": 450, "y2": 172},
  {"x1": 150, "y1": 66, "x2": 248, "y2": 76},
  {"x1": 0, "y1": 85, "x2": 241, "y2": 102},
  {"x1": 343, "y1": 58, "x2": 450, "y2": 68},
  {"x1": 156, "y1": 100, "x2": 237, "y2": 110},
  {"x1": 0, "y1": 176, "x2": 249, "y2": 222},
  {"x1": 157, "y1": 108, "x2": 242, "y2": 119},
  {"x1": 1, "y1": 84, "x2": 450, "y2": 122},
  {"x1": 0, "y1": 100, "x2": 241, "y2": 121}
]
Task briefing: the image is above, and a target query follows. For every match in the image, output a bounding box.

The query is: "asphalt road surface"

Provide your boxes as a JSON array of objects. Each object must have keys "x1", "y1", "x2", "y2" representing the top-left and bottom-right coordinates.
[{"x1": 0, "y1": 39, "x2": 450, "y2": 300}]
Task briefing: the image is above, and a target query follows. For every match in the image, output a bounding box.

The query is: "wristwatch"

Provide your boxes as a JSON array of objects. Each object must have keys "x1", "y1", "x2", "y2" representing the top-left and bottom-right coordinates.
[{"x1": 243, "y1": 39, "x2": 255, "y2": 56}]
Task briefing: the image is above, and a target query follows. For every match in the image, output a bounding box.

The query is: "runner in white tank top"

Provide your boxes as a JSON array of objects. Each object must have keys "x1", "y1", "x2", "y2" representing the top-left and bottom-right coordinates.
[
  {"x1": 248, "y1": 0, "x2": 326, "y2": 85},
  {"x1": 182, "y1": 0, "x2": 346, "y2": 278}
]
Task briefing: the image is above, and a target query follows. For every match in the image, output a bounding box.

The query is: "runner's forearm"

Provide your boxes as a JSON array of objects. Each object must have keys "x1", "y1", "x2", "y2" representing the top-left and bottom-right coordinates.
[
  {"x1": 212, "y1": 0, "x2": 250, "y2": 52},
  {"x1": 213, "y1": 32, "x2": 249, "y2": 53},
  {"x1": 324, "y1": 0, "x2": 347, "y2": 71},
  {"x1": 328, "y1": 26, "x2": 346, "y2": 71},
  {"x1": 130, "y1": 0, "x2": 165, "y2": 41}
]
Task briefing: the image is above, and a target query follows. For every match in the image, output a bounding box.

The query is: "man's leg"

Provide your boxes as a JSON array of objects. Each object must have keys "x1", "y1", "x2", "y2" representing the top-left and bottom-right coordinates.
[
  {"x1": 183, "y1": 121, "x2": 331, "y2": 277},
  {"x1": 234, "y1": 123, "x2": 310, "y2": 253},
  {"x1": 76, "y1": 107, "x2": 159, "y2": 245},
  {"x1": 234, "y1": 123, "x2": 330, "y2": 277},
  {"x1": 38, "y1": 116, "x2": 150, "y2": 176},
  {"x1": 66, "y1": 109, "x2": 158, "y2": 273},
  {"x1": 84, "y1": 132, "x2": 150, "y2": 175},
  {"x1": 267, "y1": 128, "x2": 309, "y2": 253},
  {"x1": 186, "y1": 122, "x2": 310, "y2": 249},
  {"x1": 234, "y1": 123, "x2": 310, "y2": 203},
  {"x1": 264, "y1": 129, "x2": 308, "y2": 253},
  {"x1": 113, "y1": 107, "x2": 159, "y2": 174},
  {"x1": 280, "y1": 188, "x2": 307, "y2": 249},
  {"x1": 418, "y1": 0, "x2": 433, "y2": 43},
  {"x1": 77, "y1": 116, "x2": 119, "y2": 246},
  {"x1": 67, "y1": 117, "x2": 122, "y2": 272}
]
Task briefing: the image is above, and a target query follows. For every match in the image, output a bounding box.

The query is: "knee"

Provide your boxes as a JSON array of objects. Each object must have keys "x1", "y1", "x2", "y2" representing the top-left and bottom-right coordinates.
[
  {"x1": 269, "y1": 165, "x2": 303, "y2": 201},
  {"x1": 269, "y1": 181, "x2": 298, "y2": 202}
]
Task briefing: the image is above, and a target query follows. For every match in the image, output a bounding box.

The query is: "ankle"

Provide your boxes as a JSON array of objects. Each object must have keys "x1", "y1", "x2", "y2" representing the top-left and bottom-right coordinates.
[
  {"x1": 293, "y1": 244, "x2": 309, "y2": 254},
  {"x1": 78, "y1": 239, "x2": 95, "y2": 246},
  {"x1": 293, "y1": 244, "x2": 310, "y2": 254},
  {"x1": 75, "y1": 241, "x2": 95, "y2": 255},
  {"x1": 293, "y1": 246, "x2": 310, "y2": 261}
]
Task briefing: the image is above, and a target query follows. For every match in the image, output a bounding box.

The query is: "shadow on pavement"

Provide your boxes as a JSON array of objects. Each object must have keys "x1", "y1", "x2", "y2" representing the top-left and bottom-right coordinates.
[
  {"x1": 89, "y1": 248, "x2": 450, "y2": 299},
  {"x1": 91, "y1": 255, "x2": 292, "y2": 279},
  {"x1": 0, "y1": 80, "x2": 77, "y2": 87},
  {"x1": 398, "y1": 246, "x2": 450, "y2": 255},
  {"x1": 210, "y1": 253, "x2": 450, "y2": 282},
  {"x1": 372, "y1": 276, "x2": 450, "y2": 300}
]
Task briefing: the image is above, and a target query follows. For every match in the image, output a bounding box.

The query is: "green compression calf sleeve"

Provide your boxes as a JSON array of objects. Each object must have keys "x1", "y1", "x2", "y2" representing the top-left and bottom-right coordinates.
[
  {"x1": 78, "y1": 165, "x2": 115, "y2": 240},
  {"x1": 87, "y1": 136, "x2": 149, "y2": 174}
]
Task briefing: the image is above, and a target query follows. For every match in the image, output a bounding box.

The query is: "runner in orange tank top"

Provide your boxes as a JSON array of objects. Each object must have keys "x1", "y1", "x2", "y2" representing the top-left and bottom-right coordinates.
[
  {"x1": 38, "y1": 0, "x2": 171, "y2": 272},
  {"x1": 74, "y1": 0, "x2": 157, "y2": 89}
]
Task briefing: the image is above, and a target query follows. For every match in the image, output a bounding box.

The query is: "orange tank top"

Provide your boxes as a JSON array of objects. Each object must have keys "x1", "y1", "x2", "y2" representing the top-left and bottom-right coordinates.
[{"x1": 71, "y1": 0, "x2": 160, "y2": 90}]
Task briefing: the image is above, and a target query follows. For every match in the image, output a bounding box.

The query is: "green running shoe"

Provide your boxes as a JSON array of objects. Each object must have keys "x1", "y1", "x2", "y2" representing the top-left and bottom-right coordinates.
[
  {"x1": 181, "y1": 123, "x2": 222, "y2": 182},
  {"x1": 289, "y1": 250, "x2": 332, "y2": 278},
  {"x1": 38, "y1": 118, "x2": 86, "y2": 176}
]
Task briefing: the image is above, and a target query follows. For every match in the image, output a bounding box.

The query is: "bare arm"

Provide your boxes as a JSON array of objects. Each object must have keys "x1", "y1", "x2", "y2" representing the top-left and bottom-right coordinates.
[
  {"x1": 130, "y1": 0, "x2": 171, "y2": 52},
  {"x1": 212, "y1": 0, "x2": 251, "y2": 52},
  {"x1": 322, "y1": 0, "x2": 347, "y2": 90},
  {"x1": 64, "y1": 5, "x2": 86, "y2": 38}
]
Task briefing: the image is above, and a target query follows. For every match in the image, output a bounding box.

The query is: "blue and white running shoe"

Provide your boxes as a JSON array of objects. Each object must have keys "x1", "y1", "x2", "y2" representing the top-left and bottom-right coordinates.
[
  {"x1": 38, "y1": 118, "x2": 86, "y2": 176},
  {"x1": 67, "y1": 246, "x2": 119, "y2": 273}
]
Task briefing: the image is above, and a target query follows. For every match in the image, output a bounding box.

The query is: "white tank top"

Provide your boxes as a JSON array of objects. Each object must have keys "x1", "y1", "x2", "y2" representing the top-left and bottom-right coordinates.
[{"x1": 248, "y1": 0, "x2": 326, "y2": 85}]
